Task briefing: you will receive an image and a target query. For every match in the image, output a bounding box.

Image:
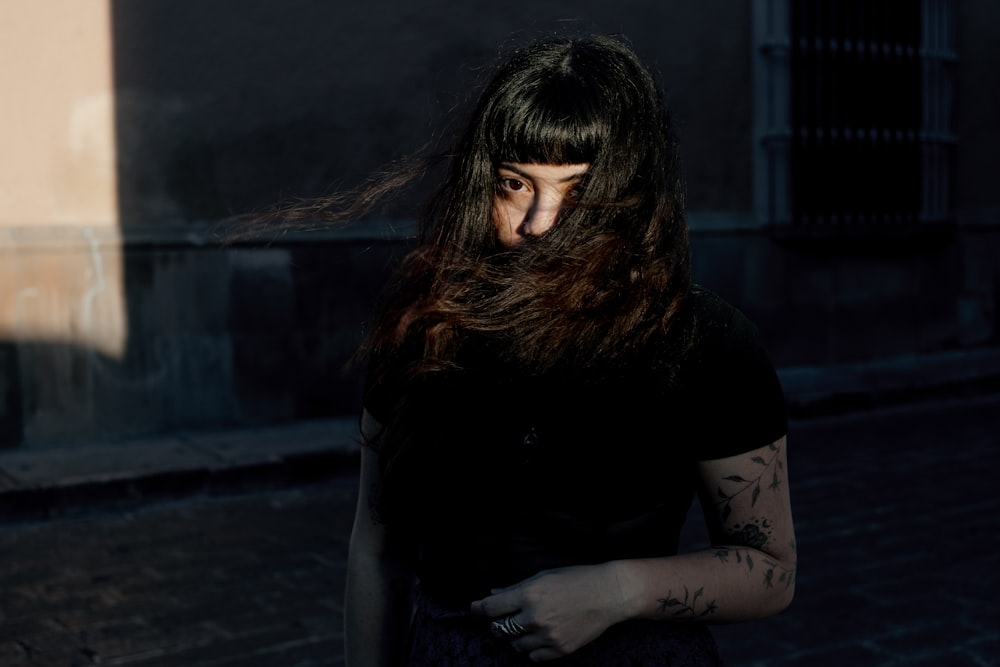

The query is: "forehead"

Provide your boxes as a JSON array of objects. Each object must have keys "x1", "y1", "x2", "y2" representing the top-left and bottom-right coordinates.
[{"x1": 497, "y1": 162, "x2": 590, "y2": 182}]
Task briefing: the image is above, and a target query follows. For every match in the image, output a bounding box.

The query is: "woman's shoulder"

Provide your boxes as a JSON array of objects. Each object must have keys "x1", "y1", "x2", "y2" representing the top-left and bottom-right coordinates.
[
  {"x1": 649, "y1": 285, "x2": 752, "y2": 358},
  {"x1": 682, "y1": 285, "x2": 761, "y2": 352},
  {"x1": 674, "y1": 286, "x2": 788, "y2": 455},
  {"x1": 686, "y1": 284, "x2": 745, "y2": 324},
  {"x1": 647, "y1": 285, "x2": 777, "y2": 394}
]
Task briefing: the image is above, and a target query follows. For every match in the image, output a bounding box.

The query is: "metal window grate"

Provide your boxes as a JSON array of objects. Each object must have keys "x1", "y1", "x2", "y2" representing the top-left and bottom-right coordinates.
[{"x1": 783, "y1": 0, "x2": 955, "y2": 228}]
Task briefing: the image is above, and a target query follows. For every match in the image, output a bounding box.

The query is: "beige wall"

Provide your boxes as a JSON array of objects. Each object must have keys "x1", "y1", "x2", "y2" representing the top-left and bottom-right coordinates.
[{"x1": 0, "y1": 1, "x2": 125, "y2": 357}]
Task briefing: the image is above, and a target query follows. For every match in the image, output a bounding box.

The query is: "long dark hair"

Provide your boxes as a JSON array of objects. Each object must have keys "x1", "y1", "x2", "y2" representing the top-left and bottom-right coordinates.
[{"x1": 365, "y1": 34, "x2": 691, "y2": 391}]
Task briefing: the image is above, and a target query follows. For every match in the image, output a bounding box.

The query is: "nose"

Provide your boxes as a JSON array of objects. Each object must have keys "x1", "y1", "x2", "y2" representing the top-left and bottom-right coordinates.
[{"x1": 522, "y1": 190, "x2": 564, "y2": 238}]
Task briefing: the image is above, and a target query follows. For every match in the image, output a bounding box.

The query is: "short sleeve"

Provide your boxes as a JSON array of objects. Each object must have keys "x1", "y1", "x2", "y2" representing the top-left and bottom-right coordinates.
[
  {"x1": 361, "y1": 337, "x2": 419, "y2": 434},
  {"x1": 362, "y1": 371, "x2": 393, "y2": 431},
  {"x1": 686, "y1": 289, "x2": 788, "y2": 460}
]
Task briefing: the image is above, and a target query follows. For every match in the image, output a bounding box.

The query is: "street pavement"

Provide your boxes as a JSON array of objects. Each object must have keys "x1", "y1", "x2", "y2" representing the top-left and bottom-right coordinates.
[{"x1": 1, "y1": 392, "x2": 998, "y2": 666}]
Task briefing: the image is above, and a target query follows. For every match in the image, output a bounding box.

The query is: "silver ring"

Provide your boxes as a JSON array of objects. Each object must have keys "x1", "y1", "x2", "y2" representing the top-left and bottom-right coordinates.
[{"x1": 491, "y1": 615, "x2": 527, "y2": 638}]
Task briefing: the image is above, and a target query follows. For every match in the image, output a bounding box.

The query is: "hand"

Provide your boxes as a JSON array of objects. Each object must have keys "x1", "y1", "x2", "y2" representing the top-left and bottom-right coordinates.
[{"x1": 470, "y1": 563, "x2": 630, "y2": 662}]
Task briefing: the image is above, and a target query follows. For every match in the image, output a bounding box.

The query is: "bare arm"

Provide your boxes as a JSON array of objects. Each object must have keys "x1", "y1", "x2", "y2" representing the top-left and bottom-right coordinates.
[
  {"x1": 344, "y1": 410, "x2": 416, "y2": 667},
  {"x1": 615, "y1": 435, "x2": 796, "y2": 621},
  {"x1": 471, "y1": 436, "x2": 796, "y2": 661}
]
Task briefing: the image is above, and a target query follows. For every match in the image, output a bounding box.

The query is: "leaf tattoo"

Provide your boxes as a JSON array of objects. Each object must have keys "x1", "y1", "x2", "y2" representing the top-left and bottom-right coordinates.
[
  {"x1": 714, "y1": 547, "x2": 795, "y2": 590},
  {"x1": 715, "y1": 442, "x2": 785, "y2": 519},
  {"x1": 657, "y1": 586, "x2": 718, "y2": 619}
]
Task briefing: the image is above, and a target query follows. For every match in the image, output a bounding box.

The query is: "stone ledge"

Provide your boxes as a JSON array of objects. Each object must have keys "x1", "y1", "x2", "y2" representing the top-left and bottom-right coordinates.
[
  {"x1": 0, "y1": 219, "x2": 418, "y2": 249},
  {"x1": 780, "y1": 346, "x2": 1000, "y2": 418}
]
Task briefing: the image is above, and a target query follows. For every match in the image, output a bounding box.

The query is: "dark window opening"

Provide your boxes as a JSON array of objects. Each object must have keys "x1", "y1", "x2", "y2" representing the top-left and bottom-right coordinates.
[{"x1": 789, "y1": 0, "x2": 953, "y2": 228}]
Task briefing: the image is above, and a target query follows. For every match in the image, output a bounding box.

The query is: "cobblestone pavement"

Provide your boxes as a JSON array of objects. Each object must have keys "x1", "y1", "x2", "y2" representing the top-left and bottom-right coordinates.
[
  {"x1": 707, "y1": 394, "x2": 999, "y2": 667},
  {"x1": 1, "y1": 394, "x2": 998, "y2": 666},
  {"x1": 0, "y1": 482, "x2": 356, "y2": 667}
]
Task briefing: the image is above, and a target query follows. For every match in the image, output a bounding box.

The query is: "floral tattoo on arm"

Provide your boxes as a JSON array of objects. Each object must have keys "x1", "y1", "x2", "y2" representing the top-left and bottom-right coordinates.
[
  {"x1": 715, "y1": 440, "x2": 785, "y2": 520},
  {"x1": 712, "y1": 535, "x2": 796, "y2": 590},
  {"x1": 657, "y1": 586, "x2": 718, "y2": 620},
  {"x1": 711, "y1": 442, "x2": 795, "y2": 589},
  {"x1": 655, "y1": 443, "x2": 795, "y2": 618}
]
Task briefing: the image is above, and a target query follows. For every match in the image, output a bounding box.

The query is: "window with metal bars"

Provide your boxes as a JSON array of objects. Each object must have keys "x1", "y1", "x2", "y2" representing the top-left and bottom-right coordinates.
[{"x1": 752, "y1": 0, "x2": 956, "y2": 231}]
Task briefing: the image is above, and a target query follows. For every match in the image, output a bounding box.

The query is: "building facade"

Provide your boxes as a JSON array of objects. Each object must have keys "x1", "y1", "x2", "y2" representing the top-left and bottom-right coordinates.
[{"x1": 1, "y1": 0, "x2": 997, "y2": 448}]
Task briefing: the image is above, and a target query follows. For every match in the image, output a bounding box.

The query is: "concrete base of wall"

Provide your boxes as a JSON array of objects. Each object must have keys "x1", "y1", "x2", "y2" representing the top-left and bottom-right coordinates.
[
  {"x1": 691, "y1": 219, "x2": 999, "y2": 367},
  {"x1": 1, "y1": 227, "x2": 409, "y2": 449}
]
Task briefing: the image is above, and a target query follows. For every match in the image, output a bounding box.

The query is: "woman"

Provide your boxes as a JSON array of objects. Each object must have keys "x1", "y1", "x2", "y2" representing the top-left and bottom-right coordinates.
[{"x1": 344, "y1": 34, "x2": 795, "y2": 665}]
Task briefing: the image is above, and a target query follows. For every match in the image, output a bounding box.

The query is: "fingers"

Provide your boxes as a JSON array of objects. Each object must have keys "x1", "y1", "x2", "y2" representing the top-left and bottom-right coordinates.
[
  {"x1": 511, "y1": 634, "x2": 568, "y2": 663},
  {"x1": 479, "y1": 605, "x2": 573, "y2": 662},
  {"x1": 489, "y1": 614, "x2": 529, "y2": 640},
  {"x1": 509, "y1": 631, "x2": 543, "y2": 652},
  {"x1": 503, "y1": 622, "x2": 564, "y2": 662},
  {"x1": 470, "y1": 589, "x2": 519, "y2": 618},
  {"x1": 472, "y1": 570, "x2": 549, "y2": 616}
]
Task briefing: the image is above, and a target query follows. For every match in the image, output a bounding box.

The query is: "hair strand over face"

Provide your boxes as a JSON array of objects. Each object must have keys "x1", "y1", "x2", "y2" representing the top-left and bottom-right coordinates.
[{"x1": 365, "y1": 33, "x2": 691, "y2": 405}]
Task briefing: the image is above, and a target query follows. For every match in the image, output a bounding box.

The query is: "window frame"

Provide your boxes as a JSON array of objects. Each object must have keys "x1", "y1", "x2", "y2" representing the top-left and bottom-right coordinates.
[{"x1": 751, "y1": 0, "x2": 957, "y2": 232}]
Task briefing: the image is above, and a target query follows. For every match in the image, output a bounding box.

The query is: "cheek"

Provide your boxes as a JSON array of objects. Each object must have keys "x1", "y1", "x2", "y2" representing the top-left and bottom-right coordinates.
[
  {"x1": 492, "y1": 199, "x2": 520, "y2": 247},
  {"x1": 492, "y1": 197, "x2": 512, "y2": 227},
  {"x1": 491, "y1": 198, "x2": 504, "y2": 229}
]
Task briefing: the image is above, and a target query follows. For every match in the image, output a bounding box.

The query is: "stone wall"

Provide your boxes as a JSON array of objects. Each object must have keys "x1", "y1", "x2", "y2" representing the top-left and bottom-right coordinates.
[
  {"x1": 691, "y1": 226, "x2": 999, "y2": 368},
  {"x1": 1, "y1": 1, "x2": 998, "y2": 448},
  {"x1": 1, "y1": 230, "x2": 406, "y2": 448}
]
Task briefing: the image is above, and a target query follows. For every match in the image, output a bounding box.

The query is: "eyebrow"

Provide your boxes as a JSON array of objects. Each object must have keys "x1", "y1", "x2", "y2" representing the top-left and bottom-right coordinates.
[{"x1": 497, "y1": 163, "x2": 589, "y2": 183}]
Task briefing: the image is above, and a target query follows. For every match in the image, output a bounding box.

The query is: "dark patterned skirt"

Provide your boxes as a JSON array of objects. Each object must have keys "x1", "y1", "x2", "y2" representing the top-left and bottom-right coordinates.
[{"x1": 404, "y1": 587, "x2": 725, "y2": 667}]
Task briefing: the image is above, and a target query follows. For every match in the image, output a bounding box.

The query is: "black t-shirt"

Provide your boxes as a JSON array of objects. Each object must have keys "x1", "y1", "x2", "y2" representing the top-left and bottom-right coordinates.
[{"x1": 364, "y1": 286, "x2": 787, "y2": 605}]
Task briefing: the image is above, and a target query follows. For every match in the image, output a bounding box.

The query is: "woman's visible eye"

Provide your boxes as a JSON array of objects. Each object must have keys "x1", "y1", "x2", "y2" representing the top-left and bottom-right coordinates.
[{"x1": 498, "y1": 177, "x2": 527, "y2": 194}]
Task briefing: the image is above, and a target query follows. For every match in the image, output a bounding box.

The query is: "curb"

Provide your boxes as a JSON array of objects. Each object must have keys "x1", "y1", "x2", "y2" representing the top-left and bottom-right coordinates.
[
  {"x1": 780, "y1": 347, "x2": 1000, "y2": 418},
  {"x1": 0, "y1": 418, "x2": 361, "y2": 523},
  {"x1": 3, "y1": 346, "x2": 999, "y2": 522}
]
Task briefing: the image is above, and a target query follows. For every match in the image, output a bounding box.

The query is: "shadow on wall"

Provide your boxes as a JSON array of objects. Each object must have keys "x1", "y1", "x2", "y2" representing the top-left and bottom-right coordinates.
[
  {"x1": 99, "y1": 1, "x2": 439, "y2": 447},
  {"x1": 0, "y1": 238, "x2": 404, "y2": 450},
  {"x1": 99, "y1": 1, "x2": 745, "y2": 447},
  {"x1": 0, "y1": 0, "x2": 755, "y2": 449},
  {"x1": 3, "y1": 3, "x2": 424, "y2": 448},
  {"x1": 109, "y1": 1, "x2": 494, "y2": 224}
]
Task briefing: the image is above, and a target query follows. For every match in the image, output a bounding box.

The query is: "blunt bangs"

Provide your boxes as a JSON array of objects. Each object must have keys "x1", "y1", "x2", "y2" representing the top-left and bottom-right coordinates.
[{"x1": 484, "y1": 70, "x2": 611, "y2": 166}]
